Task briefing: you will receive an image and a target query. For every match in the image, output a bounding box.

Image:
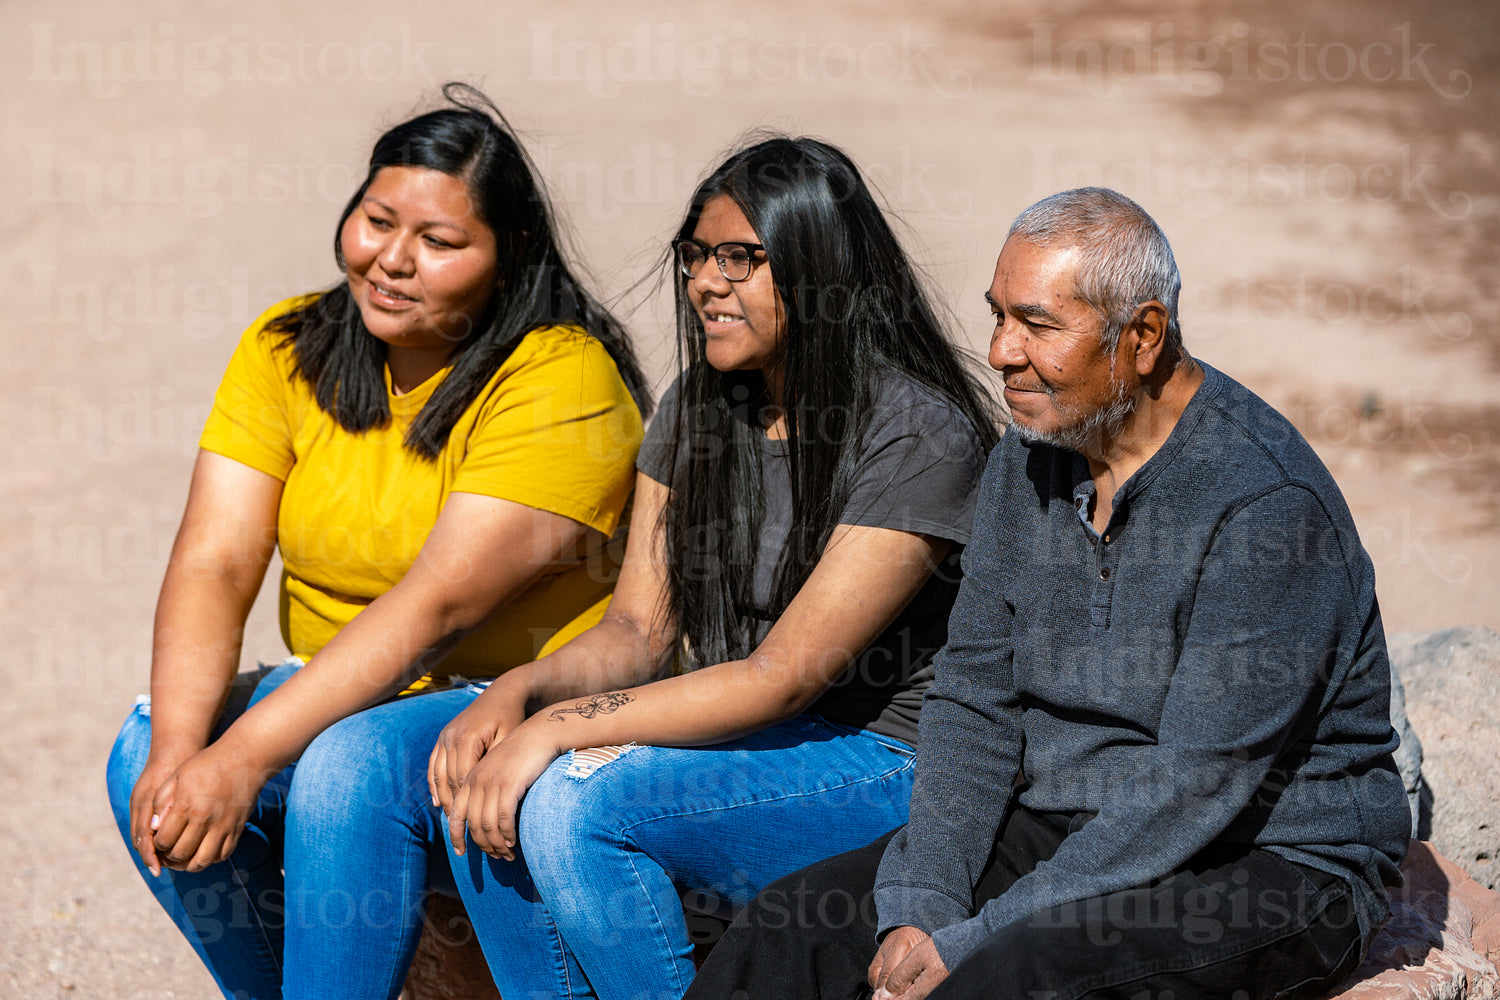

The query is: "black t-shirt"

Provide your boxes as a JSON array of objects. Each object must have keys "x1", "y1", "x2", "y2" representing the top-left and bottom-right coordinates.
[{"x1": 636, "y1": 370, "x2": 988, "y2": 746}]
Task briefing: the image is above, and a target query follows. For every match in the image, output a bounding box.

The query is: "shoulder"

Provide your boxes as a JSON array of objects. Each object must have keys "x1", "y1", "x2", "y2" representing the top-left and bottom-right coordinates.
[
  {"x1": 1182, "y1": 362, "x2": 1345, "y2": 500},
  {"x1": 860, "y1": 370, "x2": 989, "y2": 465},
  {"x1": 483, "y1": 324, "x2": 639, "y2": 405},
  {"x1": 502, "y1": 323, "x2": 617, "y2": 371},
  {"x1": 636, "y1": 370, "x2": 691, "y2": 481},
  {"x1": 649, "y1": 369, "x2": 690, "y2": 425},
  {"x1": 242, "y1": 293, "x2": 320, "y2": 344},
  {"x1": 224, "y1": 293, "x2": 321, "y2": 376},
  {"x1": 1150, "y1": 363, "x2": 1367, "y2": 559}
]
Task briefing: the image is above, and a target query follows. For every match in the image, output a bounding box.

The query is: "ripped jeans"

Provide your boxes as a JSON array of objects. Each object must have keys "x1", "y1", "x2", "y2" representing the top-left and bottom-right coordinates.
[
  {"x1": 448, "y1": 715, "x2": 916, "y2": 1000},
  {"x1": 105, "y1": 663, "x2": 533, "y2": 1000}
]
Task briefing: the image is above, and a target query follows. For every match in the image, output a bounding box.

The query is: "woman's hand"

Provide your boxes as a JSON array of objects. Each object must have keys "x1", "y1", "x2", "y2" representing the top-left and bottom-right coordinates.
[
  {"x1": 427, "y1": 684, "x2": 527, "y2": 815},
  {"x1": 147, "y1": 740, "x2": 274, "y2": 874},
  {"x1": 129, "y1": 744, "x2": 201, "y2": 878},
  {"x1": 444, "y1": 721, "x2": 562, "y2": 861}
]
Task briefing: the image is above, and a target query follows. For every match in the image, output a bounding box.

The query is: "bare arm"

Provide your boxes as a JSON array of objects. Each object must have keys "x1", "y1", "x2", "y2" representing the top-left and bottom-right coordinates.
[
  {"x1": 129, "y1": 450, "x2": 282, "y2": 876},
  {"x1": 218, "y1": 491, "x2": 592, "y2": 765},
  {"x1": 530, "y1": 521, "x2": 948, "y2": 746},
  {"x1": 428, "y1": 471, "x2": 678, "y2": 809},
  {"x1": 443, "y1": 470, "x2": 951, "y2": 855},
  {"x1": 149, "y1": 452, "x2": 283, "y2": 753},
  {"x1": 149, "y1": 482, "x2": 593, "y2": 872}
]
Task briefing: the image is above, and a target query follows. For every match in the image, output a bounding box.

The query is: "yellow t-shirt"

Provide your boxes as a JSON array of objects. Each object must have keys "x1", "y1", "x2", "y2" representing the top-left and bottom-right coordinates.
[{"x1": 199, "y1": 295, "x2": 643, "y2": 684}]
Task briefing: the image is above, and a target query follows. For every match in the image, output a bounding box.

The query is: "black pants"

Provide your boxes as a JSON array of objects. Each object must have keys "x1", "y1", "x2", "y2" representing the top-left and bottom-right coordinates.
[{"x1": 685, "y1": 807, "x2": 1365, "y2": 1000}]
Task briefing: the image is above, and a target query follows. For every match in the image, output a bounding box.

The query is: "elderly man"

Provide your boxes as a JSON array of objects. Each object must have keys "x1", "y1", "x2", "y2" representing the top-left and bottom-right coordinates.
[{"x1": 683, "y1": 188, "x2": 1409, "y2": 1000}]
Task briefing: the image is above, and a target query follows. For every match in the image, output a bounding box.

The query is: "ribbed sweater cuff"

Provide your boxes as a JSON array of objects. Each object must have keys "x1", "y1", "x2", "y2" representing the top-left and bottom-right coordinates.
[
  {"x1": 931, "y1": 914, "x2": 992, "y2": 972},
  {"x1": 873, "y1": 884, "x2": 971, "y2": 938}
]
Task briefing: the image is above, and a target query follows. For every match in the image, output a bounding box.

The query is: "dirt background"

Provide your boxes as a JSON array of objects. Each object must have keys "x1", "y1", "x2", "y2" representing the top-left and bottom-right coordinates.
[{"x1": 3, "y1": 0, "x2": 1495, "y2": 996}]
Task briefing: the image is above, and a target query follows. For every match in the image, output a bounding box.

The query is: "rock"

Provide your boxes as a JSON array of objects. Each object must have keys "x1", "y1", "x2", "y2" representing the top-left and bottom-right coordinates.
[
  {"x1": 1322, "y1": 841, "x2": 1500, "y2": 1000},
  {"x1": 400, "y1": 893, "x2": 500, "y2": 1000},
  {"x1": 1389, "y1": 627, "x2": 1500, "y2": 891},
  {"x1": 1390, "y1": 666, "x2": 1427, "y2": 833}
]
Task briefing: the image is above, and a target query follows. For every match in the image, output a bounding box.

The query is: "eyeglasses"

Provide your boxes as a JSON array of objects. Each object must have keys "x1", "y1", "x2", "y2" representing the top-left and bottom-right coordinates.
[{"x1": 673, "y1": 239, "x2": 767, "y2": 283}]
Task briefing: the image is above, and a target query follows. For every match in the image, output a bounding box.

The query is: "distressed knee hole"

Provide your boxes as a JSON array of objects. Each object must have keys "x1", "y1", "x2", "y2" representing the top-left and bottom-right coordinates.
[{"x1": 564, "y1": 743, "x2": 639, "y2": 779}]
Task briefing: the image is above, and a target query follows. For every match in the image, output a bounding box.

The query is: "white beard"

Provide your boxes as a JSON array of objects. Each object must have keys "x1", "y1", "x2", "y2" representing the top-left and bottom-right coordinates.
[{"x1": 1007, "y1": 373, "x2": 1137, "y2": 454}]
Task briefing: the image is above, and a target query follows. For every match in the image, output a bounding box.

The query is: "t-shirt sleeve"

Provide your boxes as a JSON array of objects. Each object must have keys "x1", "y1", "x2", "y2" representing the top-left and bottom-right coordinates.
[
  {"x1": 635, "y1": 372, "x2": 686, "y2": 486},
  {"x1": 451, "y1": 328, "x2": 644, "y2": 536},
  {"x1": 839, "y1": 381, "x2": 988, "y2": 543},
  {"x1": 198, "y1": 296, "x2": 313, "y2": 481}
]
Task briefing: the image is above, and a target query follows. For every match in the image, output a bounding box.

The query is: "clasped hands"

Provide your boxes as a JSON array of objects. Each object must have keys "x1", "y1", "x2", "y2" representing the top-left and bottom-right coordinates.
[
  {"x1": 129, "y1": 738, "x2": 279, "y2": 878},
  {"x1": 867, "y1": 925, "x2": 950, "y2": 1000},
  {"x1": 426, "y1": 693, "x2": 559, "y2": 863}
]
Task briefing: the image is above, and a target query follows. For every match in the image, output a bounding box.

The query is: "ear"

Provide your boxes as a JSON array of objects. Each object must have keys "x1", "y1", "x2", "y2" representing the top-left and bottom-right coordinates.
[{"x1": 1125, "y1": 300, "x2": 1170, "y2": 377}]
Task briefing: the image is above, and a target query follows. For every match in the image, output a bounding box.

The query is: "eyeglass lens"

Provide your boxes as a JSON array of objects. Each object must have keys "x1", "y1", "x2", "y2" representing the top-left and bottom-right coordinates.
[{"x1": 677, "y1": 242, "x2": 755, "y2": 282}]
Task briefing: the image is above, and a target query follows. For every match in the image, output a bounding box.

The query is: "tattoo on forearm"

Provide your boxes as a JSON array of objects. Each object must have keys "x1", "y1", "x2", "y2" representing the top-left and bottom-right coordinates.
[{"x1": 549, "y1": 692, "x2": 634, "y2": 722}]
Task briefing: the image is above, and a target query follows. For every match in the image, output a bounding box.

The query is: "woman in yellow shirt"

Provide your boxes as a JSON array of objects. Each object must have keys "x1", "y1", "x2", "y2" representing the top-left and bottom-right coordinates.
[{"x1": 104, "y1": 84, "x2": 648, "y2": 1000}]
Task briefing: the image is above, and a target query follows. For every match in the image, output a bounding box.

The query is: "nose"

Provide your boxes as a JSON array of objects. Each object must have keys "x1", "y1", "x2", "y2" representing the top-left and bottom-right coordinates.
[
  {"x1": 376, "y1": 230, "x2": 415, "y2": 277},
  {"x1": 688, "y1": 253, "x2": 731, "y2": 299},
  {"x1": 988, "y1": 314, "x2": 1028, "y2": 372}
]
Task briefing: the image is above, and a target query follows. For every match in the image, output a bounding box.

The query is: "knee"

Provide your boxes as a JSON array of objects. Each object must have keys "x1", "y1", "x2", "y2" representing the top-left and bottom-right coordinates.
[
  {"x1": 290, "y1": 712, "x2": 415, "y2": 825},
  {"x1": 515, "y1": 753, "x2": 655, "y2": 908},
  {"x1": 105, "y1": 700, "x2": 153, "y2": 821},
  {"x1": 517, "y1": 751, "x2": 634, "y2": 855}
]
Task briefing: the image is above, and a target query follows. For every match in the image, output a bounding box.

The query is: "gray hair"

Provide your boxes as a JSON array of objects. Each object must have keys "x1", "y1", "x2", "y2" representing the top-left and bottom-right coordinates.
[{"x1": 1007, "y1": 187, "x2": 1183, "y2": 356}]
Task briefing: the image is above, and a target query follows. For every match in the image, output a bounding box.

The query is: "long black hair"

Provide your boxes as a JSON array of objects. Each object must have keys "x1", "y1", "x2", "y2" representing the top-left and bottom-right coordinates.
[
  {"x1": 663, "y1": 135, "x2": 1001, "y2": 667},
  {"x1": 271, "y1": 83, "x2": 651, "y2": 457}
]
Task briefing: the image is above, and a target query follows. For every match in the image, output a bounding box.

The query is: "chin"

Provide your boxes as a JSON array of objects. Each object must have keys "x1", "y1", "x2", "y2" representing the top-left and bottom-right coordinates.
[
  {"x1": 703, "y1": 347, "x2": 747, "y2": 373},
  {"x1": 358, "y1": 314, "x2": 406, "y2": 343}
]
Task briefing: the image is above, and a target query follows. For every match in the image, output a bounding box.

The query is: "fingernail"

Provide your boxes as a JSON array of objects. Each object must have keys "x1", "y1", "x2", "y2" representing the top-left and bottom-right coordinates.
[
  {"x1": 150, "y1": 814, "x2": 161, "y2": 831},
  {"x1": 148, "y1": 865, "x2": 160, "y2": 878},
  {"x1": 431, "y1": 795, "x2": 439, "y2": 808}
]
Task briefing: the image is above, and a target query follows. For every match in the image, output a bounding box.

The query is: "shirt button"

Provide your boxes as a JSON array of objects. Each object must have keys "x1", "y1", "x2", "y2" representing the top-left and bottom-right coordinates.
[{"x1": 1099, "y1": 567, "x2": 1110, "y2": 580}]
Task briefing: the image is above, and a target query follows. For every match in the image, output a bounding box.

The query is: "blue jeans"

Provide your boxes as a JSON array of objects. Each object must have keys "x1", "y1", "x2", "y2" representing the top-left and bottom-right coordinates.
[
  {"x1": 105, "y1": 663, "x2": 536, "y2": 1000},
  {"x1": 449, "y1": 715, "x2": 916, "y2": 1000}
]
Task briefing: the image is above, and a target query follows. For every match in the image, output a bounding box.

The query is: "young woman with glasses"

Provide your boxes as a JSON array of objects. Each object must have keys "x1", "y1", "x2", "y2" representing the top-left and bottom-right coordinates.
[{"x1": 428, "y1": 135, "x2": 1001, "y2": 1000}]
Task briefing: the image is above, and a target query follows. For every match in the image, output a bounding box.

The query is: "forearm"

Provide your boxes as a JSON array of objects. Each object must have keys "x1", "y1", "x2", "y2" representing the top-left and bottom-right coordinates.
[
  {"x1": 873, "y1": 685, "x2": 1021, "y2": 936},
  {"x1": 521, "y1": 649, "x2": 823, "y2": 755},
  {"x1": 460, "y1": 604, "x2": 675, "y2": 729},
  {"x1": 146, "y1": 563, "x2": 262, "y2": 756},
  {"x1": 214, "y1": 581, "x2": 474, "y2": 770},
  {"x1": 523, "y1": 608, "x2": 677, "y2": 708},
  {"x1": 873, "y1": 463, "x2": 1022, "y2": 937}
]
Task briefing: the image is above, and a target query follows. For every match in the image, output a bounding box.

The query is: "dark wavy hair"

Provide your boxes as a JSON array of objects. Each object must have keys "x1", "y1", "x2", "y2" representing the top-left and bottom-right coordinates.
[
  {"x1": 662, "y1": 135, "x2": 1001, "y2": 667},
  {"x1": 270, "y1": 83, "x2": 650, "y2": 457}
]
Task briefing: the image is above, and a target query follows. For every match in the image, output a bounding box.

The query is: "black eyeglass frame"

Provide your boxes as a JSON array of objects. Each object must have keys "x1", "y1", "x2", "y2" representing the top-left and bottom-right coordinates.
[{"x1": 673, "y1": 239, "x2": 768, "y2": 283}]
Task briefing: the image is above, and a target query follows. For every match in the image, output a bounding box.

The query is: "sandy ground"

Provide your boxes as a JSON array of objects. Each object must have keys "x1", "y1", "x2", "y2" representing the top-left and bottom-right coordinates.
[{"x1": 3, "y1": 0, "x2": 1495, "y2": 996}]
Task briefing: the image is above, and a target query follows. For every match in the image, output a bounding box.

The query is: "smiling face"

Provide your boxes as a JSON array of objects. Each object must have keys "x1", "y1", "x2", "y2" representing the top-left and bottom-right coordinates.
[
  {"x1": 686, "y1": 195, "x2": 783, "y2": 381},
  {"x1": 339, "y1": 165, "x2": 500, "y2": 357},
  {"x1": 986, "y1": 236, "x2": 1137, "y2": 453}
]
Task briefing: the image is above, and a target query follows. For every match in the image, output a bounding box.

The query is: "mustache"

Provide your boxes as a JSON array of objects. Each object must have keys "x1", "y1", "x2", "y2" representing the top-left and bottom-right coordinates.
[{"x1": 1004, "y1": 378, "x2": 1054, "y2": 396}]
